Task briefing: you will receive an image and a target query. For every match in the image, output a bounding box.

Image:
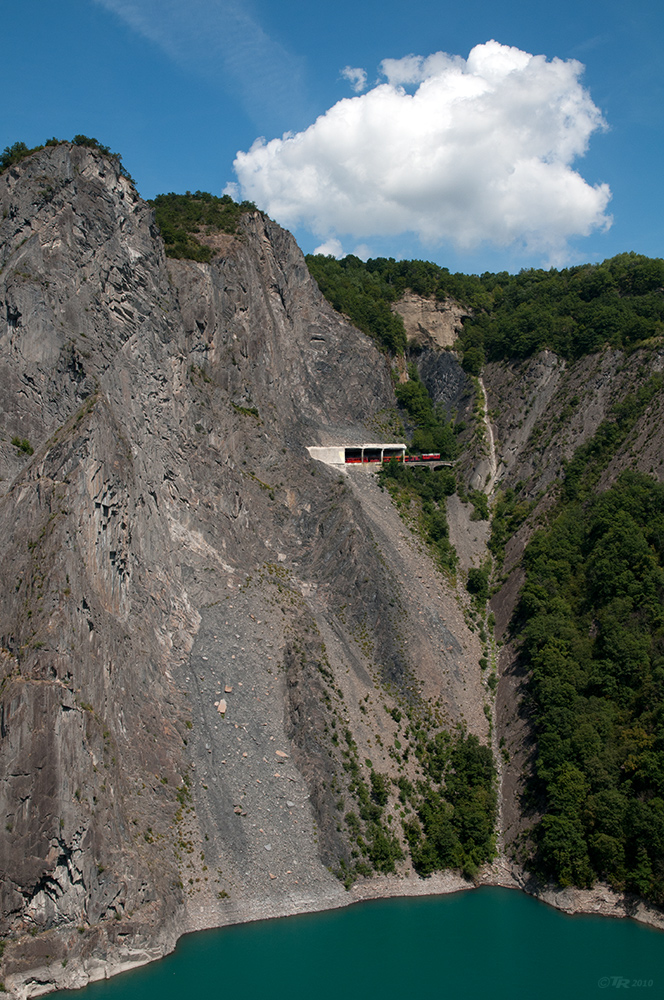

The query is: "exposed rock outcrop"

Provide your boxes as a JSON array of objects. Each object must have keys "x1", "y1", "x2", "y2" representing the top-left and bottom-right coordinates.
[{"x1": 392, "y1": 291, "x2": 468, "y2": 349}]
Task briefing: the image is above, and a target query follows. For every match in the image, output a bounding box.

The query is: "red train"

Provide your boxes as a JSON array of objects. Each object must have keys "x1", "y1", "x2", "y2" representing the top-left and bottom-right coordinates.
[{"x1": 345, "y1": 453, "x2": 441, "y2": 464}]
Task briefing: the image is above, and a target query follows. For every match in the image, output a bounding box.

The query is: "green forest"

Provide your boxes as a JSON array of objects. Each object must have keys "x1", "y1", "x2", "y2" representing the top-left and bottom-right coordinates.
[
  {"x1": 306, "y1": 251, "x2": 664, "y2": 372},
  {"x1": 519, "y1": 469, "x2": 664, "y2": 901},
  {"x1": 310, "y1": 249, "x2": 664, "y2": 901},
  {"x1": 480, "y1": 372, "x2": 664, "y2": 900}
]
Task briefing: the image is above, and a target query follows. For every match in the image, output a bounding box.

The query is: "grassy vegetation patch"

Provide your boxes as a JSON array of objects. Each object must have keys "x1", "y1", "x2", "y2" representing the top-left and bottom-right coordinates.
[
  {"x1": 379, "y1": 461, "x2": 457, "y2": 575},
  {"x1": 11, "y1": 436, "x2": 34, "y2": 455}
]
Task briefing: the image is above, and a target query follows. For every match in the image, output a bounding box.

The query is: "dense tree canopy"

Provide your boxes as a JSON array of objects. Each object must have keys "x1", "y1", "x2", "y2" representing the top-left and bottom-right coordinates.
[
  {"x1": 519, "y1": 470, "x2": 664, "y2": 900},
  {"x1": 306, "y1": 252, "x2": 664, "y2": 365},
  {"x1": 306, "y1": 253, "x2": 408, "y2": 353}
]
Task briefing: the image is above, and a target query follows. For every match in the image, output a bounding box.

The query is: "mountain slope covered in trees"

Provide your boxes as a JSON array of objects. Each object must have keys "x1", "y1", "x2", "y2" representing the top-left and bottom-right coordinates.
[
  {"x1": 306, "y1": 246, "x2": 664, "y2": 906},
  {"x1": 306, "y1": 251, "x2": 664, "y2": 373}
]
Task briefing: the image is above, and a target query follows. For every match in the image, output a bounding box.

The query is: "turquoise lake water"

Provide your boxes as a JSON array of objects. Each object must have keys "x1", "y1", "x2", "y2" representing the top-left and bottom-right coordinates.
[{"x1": 57, "y1": 888, "x2": 664, "y2": 1000}]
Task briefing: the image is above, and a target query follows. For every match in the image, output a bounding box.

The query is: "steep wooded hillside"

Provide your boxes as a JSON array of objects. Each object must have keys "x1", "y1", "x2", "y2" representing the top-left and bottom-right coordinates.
[{"x1": 309, "y1": 252, "x2": 664, "y2": 921}]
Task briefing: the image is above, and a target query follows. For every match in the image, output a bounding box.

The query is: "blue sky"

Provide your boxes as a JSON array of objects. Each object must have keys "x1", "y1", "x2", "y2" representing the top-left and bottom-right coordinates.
[{"x1": 4, "y1": 0, "x2": 663, "y2": 274}]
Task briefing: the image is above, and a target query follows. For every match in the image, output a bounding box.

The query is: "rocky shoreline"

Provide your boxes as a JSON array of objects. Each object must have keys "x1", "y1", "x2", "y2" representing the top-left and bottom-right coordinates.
[{"x1": 6, "y1": 858, "x2": 664, "y2": 999}]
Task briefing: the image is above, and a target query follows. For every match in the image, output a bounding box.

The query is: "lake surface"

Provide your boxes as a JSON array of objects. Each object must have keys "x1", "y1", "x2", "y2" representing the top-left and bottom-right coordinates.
[{"x1": 57, "y1": 888, "x2": 664, "y2": 1000}]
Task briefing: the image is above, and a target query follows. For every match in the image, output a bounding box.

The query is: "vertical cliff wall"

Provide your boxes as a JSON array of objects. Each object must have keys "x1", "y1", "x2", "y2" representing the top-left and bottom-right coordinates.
[{"x1": 0, "y1": 146, "x2": 491, "y2": 996}]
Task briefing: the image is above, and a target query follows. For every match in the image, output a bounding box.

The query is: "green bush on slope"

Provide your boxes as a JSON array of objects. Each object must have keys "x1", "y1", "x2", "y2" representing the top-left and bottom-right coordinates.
[{"x1": 149, "y1": 191, "x2": 257, "y2": 262}]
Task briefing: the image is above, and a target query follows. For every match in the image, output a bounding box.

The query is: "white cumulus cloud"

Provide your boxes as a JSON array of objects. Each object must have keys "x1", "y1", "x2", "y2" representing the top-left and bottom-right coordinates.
[
  {"x1": 229, "y1": 41, "x2": 612, "y2": 262},
  {"x1": 341, "y1": 66, "x2": 368, "y2": 93}
]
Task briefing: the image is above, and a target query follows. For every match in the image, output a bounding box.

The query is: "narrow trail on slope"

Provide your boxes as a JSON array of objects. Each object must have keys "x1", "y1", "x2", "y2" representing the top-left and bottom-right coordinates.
[
  {"x1": 477, "y1": 375, "x2": 507, "y2": 860},
  {"x1": 478, "y1": 377, "x2": 498, "y2": 496}
]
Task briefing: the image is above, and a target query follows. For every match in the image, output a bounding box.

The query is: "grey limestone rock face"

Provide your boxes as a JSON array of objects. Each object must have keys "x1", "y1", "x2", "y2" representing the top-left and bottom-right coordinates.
[{"x1": 0, "y1": 145, "x2": 489, "y2": 996}]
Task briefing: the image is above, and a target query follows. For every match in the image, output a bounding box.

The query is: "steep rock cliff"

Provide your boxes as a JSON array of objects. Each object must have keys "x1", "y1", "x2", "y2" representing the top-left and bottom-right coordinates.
[{"x1": 0, "y1": 146, "x2": 489, "y2": 995}]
